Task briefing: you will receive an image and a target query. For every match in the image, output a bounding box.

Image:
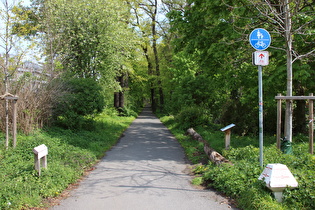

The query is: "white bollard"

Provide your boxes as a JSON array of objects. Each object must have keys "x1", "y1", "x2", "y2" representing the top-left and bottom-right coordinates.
[
  {"x1": 259, "y1": 163, "x2": 298, "y2": 202},
  {"x1": 33, "y1": 144, "x2": 48, "y2": 176}
]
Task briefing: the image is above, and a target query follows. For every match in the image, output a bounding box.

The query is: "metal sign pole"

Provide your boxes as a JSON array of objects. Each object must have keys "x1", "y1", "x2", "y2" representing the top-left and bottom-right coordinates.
[
  {"x1": 258, "y1": 65, "x2": 263, "y2": 168},
  {"x1": 250, "y1": 28, "x2": 271, "y2": 168}
]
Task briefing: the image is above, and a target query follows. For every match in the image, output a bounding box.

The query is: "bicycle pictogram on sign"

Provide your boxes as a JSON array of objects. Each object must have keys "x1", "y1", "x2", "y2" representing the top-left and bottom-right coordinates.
[{"x1": 249, "y1": 28, "x2": 271, "y2": 51}]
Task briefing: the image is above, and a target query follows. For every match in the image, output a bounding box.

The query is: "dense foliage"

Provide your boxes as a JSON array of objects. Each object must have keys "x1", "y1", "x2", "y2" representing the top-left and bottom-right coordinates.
[
  {"x1": 1, "y1": 0, "x2": 142, "y2": 133},
  {"x1": 52, "y1": 77, "x2": 105, "y2": 129},
  {"x1": 159, "y1": 0, "x2": 315, "y2": 136},
  {"x1": 1, "y1": 0, "x2": 315, "y2": 208}
]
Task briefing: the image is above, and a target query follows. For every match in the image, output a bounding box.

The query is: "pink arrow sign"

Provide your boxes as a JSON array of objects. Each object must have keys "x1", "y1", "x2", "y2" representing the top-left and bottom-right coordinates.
[{"x1": 253, "y1": 51, "x2": 269, "y2": 66}]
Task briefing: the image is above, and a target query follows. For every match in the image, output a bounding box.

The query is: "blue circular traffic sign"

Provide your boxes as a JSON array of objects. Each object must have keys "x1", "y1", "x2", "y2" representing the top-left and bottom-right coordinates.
[{"x1": 249, "y1": 28, "x2": 271, "y2": 50}]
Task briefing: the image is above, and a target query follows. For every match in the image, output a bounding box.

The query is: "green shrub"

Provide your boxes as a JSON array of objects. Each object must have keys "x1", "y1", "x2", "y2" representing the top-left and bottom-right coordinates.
[
  {"x1": 238, "y1": 181, "x2": 286, "y2": 210},
  {"x1": 118, "y1": 106, "x2": 138, "y2": 117},
  {"x1": 201, "y1": 145, "x2": 315, "y2": 209},
  {"x1": 175, "y1": 106, "x2": 211, "y2": 130},
  {"x1": 160, "y1": 113, "x2": 315, "y2": 210},
  {"x1": 53, "y1": 77, "x2": 105, "y2": 129}
]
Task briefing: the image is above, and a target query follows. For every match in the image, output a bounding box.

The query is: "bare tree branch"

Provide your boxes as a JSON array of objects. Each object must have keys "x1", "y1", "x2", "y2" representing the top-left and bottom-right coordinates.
[{"x1": 293, "y1": 49, "x2": 315, "y2": 62}]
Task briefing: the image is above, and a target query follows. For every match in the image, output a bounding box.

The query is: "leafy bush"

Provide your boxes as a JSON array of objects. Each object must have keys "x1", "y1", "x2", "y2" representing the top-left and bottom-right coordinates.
[
  {"x1": 200, "y1": 144, "x2": 315, "y2": 209},
  {"x1": 118, "y1": 106, "x2": 138, "y2": 117},
  {"x1": 53, "y1": 77, "x2": 105, "y2": 129},
  {"x1": 175, "y1": 106, "x2": 211, "y2": 130}
]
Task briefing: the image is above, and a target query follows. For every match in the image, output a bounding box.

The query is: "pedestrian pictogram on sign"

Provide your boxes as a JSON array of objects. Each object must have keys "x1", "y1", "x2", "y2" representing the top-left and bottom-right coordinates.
[
  {"x1": 253, "y1": 51, "x2": 269, "y2": 66},
  {"x1": 249, "y1": 28, "x2": 271, "y2": 51}
]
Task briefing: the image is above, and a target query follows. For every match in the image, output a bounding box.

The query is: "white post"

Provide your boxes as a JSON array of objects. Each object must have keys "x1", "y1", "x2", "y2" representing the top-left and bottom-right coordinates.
[{"x1": 33, "y1": 144, "x2": 48, "y2": 176}]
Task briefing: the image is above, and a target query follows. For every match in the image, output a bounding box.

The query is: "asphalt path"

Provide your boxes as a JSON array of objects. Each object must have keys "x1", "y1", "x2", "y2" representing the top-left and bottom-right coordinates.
[{"x1": 51, "y1": 108, "x2": 236, "y2": 210}]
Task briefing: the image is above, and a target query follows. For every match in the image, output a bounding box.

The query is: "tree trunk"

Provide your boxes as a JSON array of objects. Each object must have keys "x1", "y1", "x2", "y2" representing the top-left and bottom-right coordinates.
[
  {"x1": 114, "y1": 92, "x2": 120, "y2": 108},
  {"x1": 186, "y1": 128, "x2": 232, "y2": 165},
  {"x1": 151, "y1": 0, "x2": 164, "y2": 109},
  {"x1": 142, "y1": 45, "x2": 156, "y2": 111},
  {"x1": 4, "y1": 0, "x2": 10, "y2": 149},
  {"x1": 114, "y1": 73, "x2": 125, "y2": 113},
  {"x1": 284, "y1": 0, "x2": 293, "y2": 142},
  {"x1": 118, "y1": 75, "x2": 124, "y2": 109},
  {"x1": 119, "y1": 91, "x2": 124, "y2": 109}
]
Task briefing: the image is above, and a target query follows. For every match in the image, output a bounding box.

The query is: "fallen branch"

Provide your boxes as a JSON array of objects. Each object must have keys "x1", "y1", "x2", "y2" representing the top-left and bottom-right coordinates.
[
  {"x1": 186, "y1": 128, "x2": 232, "y2": 165},
  {"x1": 0, "y1": 92, "x2": 14, "y2": 100}
]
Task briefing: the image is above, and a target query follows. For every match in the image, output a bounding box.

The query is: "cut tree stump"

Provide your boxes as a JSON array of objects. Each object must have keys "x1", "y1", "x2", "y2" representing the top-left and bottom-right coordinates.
[{"x1": 186, "y1": 128, "x2": 232, "y2": 165}]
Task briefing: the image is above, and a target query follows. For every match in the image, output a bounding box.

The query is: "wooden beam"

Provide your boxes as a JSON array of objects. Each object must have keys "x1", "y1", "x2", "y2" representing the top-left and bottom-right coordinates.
[
  {"x1": 275, "y1": 96, "x2": 315, "y2": 100},
  {"x1": 309, "y1": 93, "x2": 314, "y2": 155}
]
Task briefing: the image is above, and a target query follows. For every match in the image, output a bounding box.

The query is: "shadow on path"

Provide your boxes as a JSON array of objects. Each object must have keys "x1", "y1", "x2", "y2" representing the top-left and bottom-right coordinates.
[{"x1": 51, "y1": 107, "x2": 238, "y2": 210}]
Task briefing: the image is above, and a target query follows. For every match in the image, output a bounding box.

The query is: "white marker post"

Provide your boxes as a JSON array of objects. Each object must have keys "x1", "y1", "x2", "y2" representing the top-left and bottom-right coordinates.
[
  {"x1": 250, "y1": 28, "x2": 271, "y2": 168},
  {"x1": 259, "y1": 164, "x2": 298, "y2": 202},
  {"x1": 33, "y1": 144, "x2": 48, "y2": 176}
]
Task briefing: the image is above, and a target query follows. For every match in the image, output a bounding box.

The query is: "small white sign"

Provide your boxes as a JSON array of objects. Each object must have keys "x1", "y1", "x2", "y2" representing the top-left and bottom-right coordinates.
[
  {"x1": 253, "y1": 51, "x2": 269, "y2": 66},
  {"x1": 33, "y1": 144, "x2": 48, "y2": 159},
  {"x1": 220, "y1": 124, "x2": 235, "y2": 132},
  {"x1": 259, "y1": 163, "x2": 298, "y2": 190}
]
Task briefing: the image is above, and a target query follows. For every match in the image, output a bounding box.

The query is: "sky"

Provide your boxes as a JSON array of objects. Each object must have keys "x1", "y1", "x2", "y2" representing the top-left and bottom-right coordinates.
[{"x1": 0, "y1": 0, "x2": 41, "y2": 63}]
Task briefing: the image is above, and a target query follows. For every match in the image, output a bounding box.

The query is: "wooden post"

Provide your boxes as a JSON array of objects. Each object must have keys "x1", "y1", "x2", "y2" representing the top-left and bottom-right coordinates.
[
  {"x1": 309, "y1": 93, "x2": 314, "y2": 155},
  {"x1": 276, "y1": 94, "x2": 315, "y2": 153},
  {"x1": 5, "y1": 98, "x2": 9, "y2": 149},
  {"x1": 34, "y1": 153, "x2": 40, "y2": 171},
  {"x1": 1, "y1": 95, "x2": 18, "y2": 149},
  {"x1": 220, "y1": 124, "x2": 235, "y2": 150},
  {"x1": 277, "y1": 94, "x2": 282, "y2": 149},
  {"x1": 224, "y1": 130, "x2": 231, "y2": 150},
  {"x1": 42, "y1": 155, "x2": 47, "y2": 168},
  {"x1": 12, "y1": 99, "x2": 17, "y2": 148},
  {"x1": 34, "y1": 153, "x2": 47, "y2": 176}
]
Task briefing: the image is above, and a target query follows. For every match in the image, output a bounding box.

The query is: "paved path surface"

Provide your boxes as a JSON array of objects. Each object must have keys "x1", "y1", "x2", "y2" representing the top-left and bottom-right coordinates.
[{"x1": 51, "y1": 108, "x2": 236, "y2": 210}]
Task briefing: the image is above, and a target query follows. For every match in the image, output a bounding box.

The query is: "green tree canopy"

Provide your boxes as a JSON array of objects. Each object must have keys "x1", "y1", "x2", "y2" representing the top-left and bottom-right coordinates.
[{"x1": 165, "y1": 0, "x2": 315, "y2": 135}]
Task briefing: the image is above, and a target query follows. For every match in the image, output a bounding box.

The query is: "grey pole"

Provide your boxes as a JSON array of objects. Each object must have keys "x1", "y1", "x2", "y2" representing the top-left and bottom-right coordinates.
[{"x1": 258, "y1": 65, "x2": 263, "y2": 168}]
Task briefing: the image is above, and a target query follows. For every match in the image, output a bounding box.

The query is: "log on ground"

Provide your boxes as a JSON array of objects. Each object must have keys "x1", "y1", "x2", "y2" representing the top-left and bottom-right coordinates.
[{"x1": 186, "y1": 128, "x2": 232, "y2": 165}]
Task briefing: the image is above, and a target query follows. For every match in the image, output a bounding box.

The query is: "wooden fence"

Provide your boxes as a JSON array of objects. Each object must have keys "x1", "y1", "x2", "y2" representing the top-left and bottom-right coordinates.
[{"x1": 275, "y1": 94, "x2": 314, "y2": 154}]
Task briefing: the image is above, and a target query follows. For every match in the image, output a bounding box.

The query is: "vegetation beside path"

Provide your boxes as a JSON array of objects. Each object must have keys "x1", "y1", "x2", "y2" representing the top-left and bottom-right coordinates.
[
  {"x1": 159, "y1": 115, "x2": 315, "y2": 210},
  {"x1": 0, "y1": 112, "x2": 135, "y2": 209},
  {"x1": 1, "y1": 108, "x2": 314, "y2": 210}
]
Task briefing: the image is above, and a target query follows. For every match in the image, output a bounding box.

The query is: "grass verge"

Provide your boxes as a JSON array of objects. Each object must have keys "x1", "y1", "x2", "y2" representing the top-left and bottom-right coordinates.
[
  {"x1": 159, "y1": 115, "x2": 315, "y2": 210},
  {"x1": 0, "y1": 113, "x2": 135, "y2": 209}
]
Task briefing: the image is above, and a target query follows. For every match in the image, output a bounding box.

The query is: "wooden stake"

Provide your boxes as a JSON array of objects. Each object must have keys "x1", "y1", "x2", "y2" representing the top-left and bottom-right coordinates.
[
  {"x1": 12, "y1": 99, "x2": 17, "y2": 148},
  {"x1": 277, "y1": 94, "x2": 282, "y2": 149},
  {"x1": 225, "y1": 130, "x2": 231, "y2": 150},
  {"x1": 309, "y1": 93, "x2": 314, "y2": 155}
]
